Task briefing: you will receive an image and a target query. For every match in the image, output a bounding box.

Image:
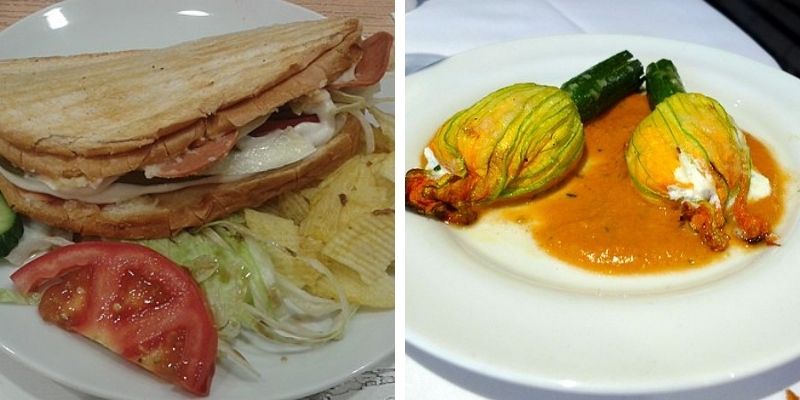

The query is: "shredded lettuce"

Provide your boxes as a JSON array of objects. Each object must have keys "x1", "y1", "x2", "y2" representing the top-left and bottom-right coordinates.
[
  {"x1": 331, "y1": 85, "x2": 395, "y2": 152},
  {"x1": 4, "y1": 219, "x2": 73, "y2": 267},
  {"x1": 138, "y1": 214, "x2": 355, "y2": 367},
  {"x1": 1, "y1": 220, "x2": 71, "y2": 305}
]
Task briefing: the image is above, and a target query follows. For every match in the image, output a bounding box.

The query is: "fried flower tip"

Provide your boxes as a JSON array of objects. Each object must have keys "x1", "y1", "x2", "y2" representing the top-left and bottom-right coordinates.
[
  {"x1": 405, "y1": 168, "x2": 478, "y2": 225},
  {"x1": 681, "y1": 202, "x2": 729, "y2": 252},
  {"x1": 732, "y1": 196, "x2": 778, "y2": 246}
]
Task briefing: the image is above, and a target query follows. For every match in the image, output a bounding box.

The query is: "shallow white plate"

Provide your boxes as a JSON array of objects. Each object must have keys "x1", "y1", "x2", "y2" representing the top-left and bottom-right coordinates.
[
  {"x1": 0, "y1": 1, "x2": 393, "y2": 399},
  {"x1": 406, "y1": 35, "x2": 800, "y2": 395}
]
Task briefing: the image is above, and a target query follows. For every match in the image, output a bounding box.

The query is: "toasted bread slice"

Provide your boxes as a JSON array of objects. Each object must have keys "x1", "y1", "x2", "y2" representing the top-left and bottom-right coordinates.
[
  {"x1": 0, "y1": 18, "x2": 361, "y2": 171},
  {"x1": 0, "y1": 116, "x2": 361, "y2": 239},
  {"x1": 0, "y1": 24, "x2": 361, "y2": 181}
]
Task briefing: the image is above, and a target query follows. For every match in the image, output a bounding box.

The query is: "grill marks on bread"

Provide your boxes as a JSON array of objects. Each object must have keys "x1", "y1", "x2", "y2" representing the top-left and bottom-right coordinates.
[{"x1": 0, "y1": 18, "x2": 361, "y2": 181}]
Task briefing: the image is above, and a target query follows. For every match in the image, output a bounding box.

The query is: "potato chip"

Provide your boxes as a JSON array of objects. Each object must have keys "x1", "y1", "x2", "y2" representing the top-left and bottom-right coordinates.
[
  {"x1": 239, "y1": 149, "x2": 396, "y2": 308},
  {"x1": 244, "y1": 209, "x2": 321, "y2": 289},
  {"x1": 263, "y1": 191, "x2": 312, "y2": 224},
  {"x1": 299, "y1": 186, "x2": 319, "y2": 201},
  {"x1": 310, "y1": 260, "x2": 394, "y2": 308},
  {"x1": 301, "y1": 153, "x2": 393, "y2": 244},
  {"x1": 245, "y1": 209, "x2": 300, "y2": 252},
  {"x1": 373, "y1": 127, "x2": 394, "y2": 153},
  {"x1": 321, "y1": 212, "x2": 393, "y2": 284},
  {"x1": 372, "y1": 151, "x2": 394, "y2": 183}
]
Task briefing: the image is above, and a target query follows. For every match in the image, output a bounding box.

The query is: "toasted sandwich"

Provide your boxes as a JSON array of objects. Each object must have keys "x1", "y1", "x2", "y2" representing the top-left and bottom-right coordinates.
[{"x1": 0, "y1": 18, "x2": 393, "y2": 239}]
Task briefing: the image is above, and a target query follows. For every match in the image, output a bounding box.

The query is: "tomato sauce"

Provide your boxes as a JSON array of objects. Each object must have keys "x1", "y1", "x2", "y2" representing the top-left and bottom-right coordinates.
[{"x1": 500, "y1": 94, "x2": 786, "y2": 274}]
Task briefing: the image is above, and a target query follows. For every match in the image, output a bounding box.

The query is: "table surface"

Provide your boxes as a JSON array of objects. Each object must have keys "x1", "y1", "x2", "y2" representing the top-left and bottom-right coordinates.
[
  {"x1": 0, "y1": 1, "x2": 394, "y2": 400},
  {"x1": 0, "y1": 0, "x2": 394, "y2": 33}
]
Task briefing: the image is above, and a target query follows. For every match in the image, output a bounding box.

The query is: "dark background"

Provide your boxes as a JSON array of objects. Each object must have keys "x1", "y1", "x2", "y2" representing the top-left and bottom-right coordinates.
[{"x1": 706, "y1": 0, "x2": 800, "y2": 77}]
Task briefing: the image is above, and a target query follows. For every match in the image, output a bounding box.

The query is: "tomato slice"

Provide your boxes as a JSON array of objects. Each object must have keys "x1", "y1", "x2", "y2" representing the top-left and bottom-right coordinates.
[{"x1": 11, "y1": 242, "x2": 217, "y2": 396}]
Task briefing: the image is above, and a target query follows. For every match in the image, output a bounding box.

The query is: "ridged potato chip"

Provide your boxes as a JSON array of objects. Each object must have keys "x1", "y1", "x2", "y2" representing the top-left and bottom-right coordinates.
[
  {"x1": 241, "y1": 152, "x2": 395, "y2": 308},
  {"x1": 301, "y1": 153, "x2": 393, "y2": 243},
  {"x1": 374, "y1": 152, "x2": 394, "y2": 183},
  {"x1": 311, "y1": 260, "x2": 394, "y2": 308},
  {"x1": 245, "y1": 209, "x2": 300, "y2": 252},
  {"x1": 261, "y1": 191, "x2": 312, "y2": 225},
  {"x1": 374, "y1": 127, "x2": 394, "y2": 153},
  {"x1": 322, "y1": 212, "x2": 393, "y2": 284}
]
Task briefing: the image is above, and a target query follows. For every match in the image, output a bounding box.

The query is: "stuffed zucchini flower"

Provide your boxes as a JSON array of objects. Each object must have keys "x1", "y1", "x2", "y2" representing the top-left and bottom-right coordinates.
[
  {"x1": 626, "y1": 60, "x2": 775, "y2": 250},
  {"x1": 407, "y1": 51, "x2": 643, "y2": 224}
]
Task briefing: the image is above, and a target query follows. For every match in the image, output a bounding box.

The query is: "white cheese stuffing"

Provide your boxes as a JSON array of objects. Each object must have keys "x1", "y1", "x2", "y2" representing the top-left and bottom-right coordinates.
[
  {"x1": 748, "y1": 169, "x2": 771, "y2": 202},
  {"x1": 423, "y1": 147, "x2": 449, "y2": 178},
  {"x1": 667, "y1": 152, "x2": 720, "y2": 207},
  {"x1": 667, "y1": 151, "x2": 772, "y2": 206}
]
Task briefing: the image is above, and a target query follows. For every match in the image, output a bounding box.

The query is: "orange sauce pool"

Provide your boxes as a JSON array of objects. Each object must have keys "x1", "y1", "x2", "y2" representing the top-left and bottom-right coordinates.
[{"x1": 501, "y1": 94, "x2": 786, "y2": 275}]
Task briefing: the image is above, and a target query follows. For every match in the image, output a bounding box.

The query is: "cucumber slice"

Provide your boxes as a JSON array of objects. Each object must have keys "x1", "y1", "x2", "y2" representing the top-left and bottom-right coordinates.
[{"x1": 0, "y1": 194, "x2": 23, "y2": 257}]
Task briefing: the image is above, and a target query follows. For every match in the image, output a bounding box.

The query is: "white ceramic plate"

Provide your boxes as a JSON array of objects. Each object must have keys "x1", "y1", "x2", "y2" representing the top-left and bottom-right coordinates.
[
  {"x1": 0, "y1": 1, "x2": 393, "y2": 399},
  {"x1": 406, "y1": 35, "x2": 800, "y2": 395}
]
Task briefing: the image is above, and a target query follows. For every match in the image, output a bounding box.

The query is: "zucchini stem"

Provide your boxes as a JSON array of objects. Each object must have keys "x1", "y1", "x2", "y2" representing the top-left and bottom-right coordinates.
[
  {"x1": 645, "y1": 59, "x2": 686, "y2": 108},
  {"x1": 560, "y1": 50, "x2": 644, "y2": 121}
]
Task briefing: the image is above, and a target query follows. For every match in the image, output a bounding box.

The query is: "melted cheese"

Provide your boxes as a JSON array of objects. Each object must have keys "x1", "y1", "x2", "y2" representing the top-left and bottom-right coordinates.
[
  {"x1": 206, "y1": 89, "x2": 337, "y2": 175},
  {"x1": 0, "y1": 165, "x2": 251, "y2": 204}
]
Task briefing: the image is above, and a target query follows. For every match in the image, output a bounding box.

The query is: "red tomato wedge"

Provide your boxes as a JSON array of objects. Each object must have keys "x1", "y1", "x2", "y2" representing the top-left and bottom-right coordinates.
[{"x1": 11, "y1": 242, "x2": 217, "y2": 396}]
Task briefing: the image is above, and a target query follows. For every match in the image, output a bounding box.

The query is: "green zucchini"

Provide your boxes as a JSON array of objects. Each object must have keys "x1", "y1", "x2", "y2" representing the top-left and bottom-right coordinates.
[
  {"x1": 645, "y1": 59, "x2": 686, "y2": 108},
  {"x1": 561, "y1": 50, "x2": 644, "y2": 121},
  {"x1": 0, "y1": 194, "x2": 23, "y2": 257}
]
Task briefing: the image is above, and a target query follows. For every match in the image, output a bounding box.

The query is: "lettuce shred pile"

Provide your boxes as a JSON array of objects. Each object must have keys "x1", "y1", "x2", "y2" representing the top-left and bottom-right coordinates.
[{"x1": 138, "y1": 215, "x2": 354, "y2": 372}]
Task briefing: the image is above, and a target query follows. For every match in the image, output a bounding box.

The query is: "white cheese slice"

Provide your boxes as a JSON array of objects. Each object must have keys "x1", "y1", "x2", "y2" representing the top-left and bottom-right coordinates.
[
  {"x1": 204, "y1": 129, "x2": 316, "y2": 175},
  {"x1": 205, "y1": 89, "x2": 337, "y2": 175},
  {"x1": 0, "y1": 164, "x2": 251, "y2": 204}
]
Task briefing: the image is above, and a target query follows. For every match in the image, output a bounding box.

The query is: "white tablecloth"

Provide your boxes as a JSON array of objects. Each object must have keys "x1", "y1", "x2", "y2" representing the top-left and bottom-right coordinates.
[
  {"x1": 407, "y1": 0, "x2": 777, "y2": 66},
  {"x1": 406, "y1": 1, "x2": 793, "y2": 399}
]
